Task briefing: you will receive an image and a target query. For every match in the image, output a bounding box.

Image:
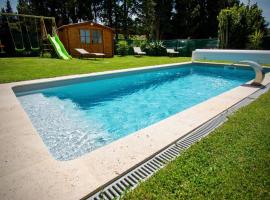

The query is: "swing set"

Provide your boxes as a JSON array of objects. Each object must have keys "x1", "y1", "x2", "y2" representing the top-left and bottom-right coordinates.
[{"x1": 0, "y1": 13, "x2": 57, "y2": 53}]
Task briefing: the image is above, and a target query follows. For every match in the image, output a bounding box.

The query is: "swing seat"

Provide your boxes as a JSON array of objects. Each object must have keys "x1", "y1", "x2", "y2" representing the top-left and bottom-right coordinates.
[
  {"x1": 15, "y1": 47, "x2": 25, "y2": 52},
  {"x1": 31, "y1": 47, "x2": 40, "y2": 51}
]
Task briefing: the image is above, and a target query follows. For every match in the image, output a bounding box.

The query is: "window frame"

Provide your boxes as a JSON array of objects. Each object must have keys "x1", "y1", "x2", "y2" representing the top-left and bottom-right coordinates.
[
  {"x1": 80, "y1": 29, "x2": 90, "y2": 45},
  {"x1": 92, "y1": 29, "x2": 103, "y2": 44}
]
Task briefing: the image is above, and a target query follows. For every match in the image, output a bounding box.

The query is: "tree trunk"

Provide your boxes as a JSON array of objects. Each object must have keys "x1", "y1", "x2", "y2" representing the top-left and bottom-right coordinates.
[{"x1": 123, "y1": 0, "x2": 128, "y2": 39}]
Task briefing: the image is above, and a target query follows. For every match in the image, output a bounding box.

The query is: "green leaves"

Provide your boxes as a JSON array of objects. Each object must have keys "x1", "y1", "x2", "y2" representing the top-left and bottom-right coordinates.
[
  {"x1": 143, "y1": 41, "x2": 166, "y2": 56},
  {"x1": 218, "y1": 3, "x2": 267, "y2": 49},
  {"x1": 248, "y1": 30, "x2": 264, "y2": 50},
  {"x1": 116, "y1": 40, "x2": 130, "y2": 56}
]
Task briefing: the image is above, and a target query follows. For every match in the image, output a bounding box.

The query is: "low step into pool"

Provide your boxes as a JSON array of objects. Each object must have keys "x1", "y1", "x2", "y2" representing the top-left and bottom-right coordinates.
[{"x1": 14, "y1": 63, "x2": 255, "y2": 161}]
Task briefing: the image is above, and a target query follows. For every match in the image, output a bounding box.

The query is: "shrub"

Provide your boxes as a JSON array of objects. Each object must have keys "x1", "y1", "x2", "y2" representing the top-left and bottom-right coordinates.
[
  {"x1": 40, "y1": 52, "x2": 52, "y2": 58},
  {"x1": 139, "y1": 40, "x2": 149, "y2": 52},
  {"x1": 144, "y1": 41, "x2": 166, "y2": 56},
  {"x1": 116, "y1": 40, "x2": 129, "y2": 56},
  {"x1": 248, "y1": 30, "x2": 264, "y2": 49}
]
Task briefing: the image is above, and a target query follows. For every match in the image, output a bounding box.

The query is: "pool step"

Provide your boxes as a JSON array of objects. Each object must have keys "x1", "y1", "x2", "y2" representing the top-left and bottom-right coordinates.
[{"x1": 84, "y1": 82, "x2": 270, "y2": 200}]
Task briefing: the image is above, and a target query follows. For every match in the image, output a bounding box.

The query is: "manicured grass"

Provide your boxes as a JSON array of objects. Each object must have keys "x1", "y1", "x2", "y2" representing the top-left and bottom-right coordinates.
[
  {"x1": 123, "y1": 90, "x2": 270, "y2": 200},
  {"x1": 0, "y1": 56, "x2": 190, "y2": 83}
]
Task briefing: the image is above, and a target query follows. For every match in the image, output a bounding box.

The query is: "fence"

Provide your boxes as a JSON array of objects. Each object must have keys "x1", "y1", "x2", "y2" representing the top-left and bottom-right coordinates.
[
  {"x1": 163, "y1": 39, "x2": 219, "y2": 56},
  {"x1": 115, "y1": 38, "x2": 219, "y2": 56}
]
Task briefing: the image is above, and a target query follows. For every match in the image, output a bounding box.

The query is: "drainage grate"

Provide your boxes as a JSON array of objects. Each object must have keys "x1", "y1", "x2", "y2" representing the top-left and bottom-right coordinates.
[{"x1": 84, "y1": 83, "x2": 270, "y2": 200}]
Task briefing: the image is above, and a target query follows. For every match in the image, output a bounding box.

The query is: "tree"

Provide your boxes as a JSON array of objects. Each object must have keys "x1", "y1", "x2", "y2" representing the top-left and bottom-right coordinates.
[
  {"x1": 5, "y1": 0, "x2": 13, "y2": 13},
  {"x1": 119, "y1": 0, "x2": 138, "y2": 39},
  {"x1": 205, "y1": 0, "x2": 239, "y2": 38},
  {"x1": 137, "y1": 0, "x2": 155, "y2": 39},
  {"x1": 153, "y1": 0, "x2": 174, "y2": 40},
  {"x1": 64, "y1": 0, "x2": 78, "y2": 23},
  {"x1": 102, "y1": 0, "x2": 113, "y2": 26},
  {"x1": 91, "y1": 0, "x2": 103, "y2": 22},
  {"x1": 17, "y1": 0, "x2": 31, "y2": 14},
  {"x1": 172, "y1": 0, "x2": 196, "y2": 38},
  {"x1": 17, "y1": 0, "x2": 104, "y2": 26},
  {"x1": 173, "y1": 0, "x2": 239, "y2": 39},
  {"x1": 218, "y1": 3, "x2": 267, "y2": 49},
  {"x1": 100, "y1": 0, "x2": 122, "y2": 39},
  {"x1": 77, "y1": 0, "x2": 94, "y2": 22},
  {"x1": 112, "y1": 0, "x2": 122, "y2": 39},
  {"x1": 12, "y1": 0, "x2": 249, "y2": 41}
]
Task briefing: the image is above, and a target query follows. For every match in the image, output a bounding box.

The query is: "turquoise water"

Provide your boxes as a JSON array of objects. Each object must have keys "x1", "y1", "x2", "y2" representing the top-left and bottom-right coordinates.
[{"x1": 16, "y1": 64, "x2": 254, "y2": 160}]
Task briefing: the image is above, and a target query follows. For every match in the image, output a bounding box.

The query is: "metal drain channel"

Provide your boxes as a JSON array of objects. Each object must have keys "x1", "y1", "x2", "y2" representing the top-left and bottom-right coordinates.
[{"x1": 84, "y1": 83, "x2": 270, "y2": 200}]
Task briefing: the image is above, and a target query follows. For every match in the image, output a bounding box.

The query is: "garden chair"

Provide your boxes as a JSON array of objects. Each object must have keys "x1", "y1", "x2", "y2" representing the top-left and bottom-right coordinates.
[
  {"x1": 75, "y1": 48, "x2": 105, "y2": 59},
  {"x1": 166, "y1": 48, "x2": 179, "y2": 57},
  {"x1": 133, "y1": 47, "x2": 146, "y2": 56}
]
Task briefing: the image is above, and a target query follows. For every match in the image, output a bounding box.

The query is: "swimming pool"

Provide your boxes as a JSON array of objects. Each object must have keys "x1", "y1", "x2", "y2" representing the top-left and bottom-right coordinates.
[{"x1": 15, "y1": 63, "x2": 254, "y2": 160}]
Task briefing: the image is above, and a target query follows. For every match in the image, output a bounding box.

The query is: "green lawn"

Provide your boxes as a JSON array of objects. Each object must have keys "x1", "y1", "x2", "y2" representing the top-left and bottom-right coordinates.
[
  {"x1": 123, "y1": 90, "x2": 270, "y2": 200},
  {"x1": 0, "y1": 56, "x2": 190, "y2": 83}
]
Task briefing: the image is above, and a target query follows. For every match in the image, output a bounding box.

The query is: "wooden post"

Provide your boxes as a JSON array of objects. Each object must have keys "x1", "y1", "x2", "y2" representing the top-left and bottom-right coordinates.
[
  {"x1": 52, "y1": 18, "x2": 58, "y2": 35},
  {"x1": 40, "y1": 17, "x2": 48, "y2": 40}
]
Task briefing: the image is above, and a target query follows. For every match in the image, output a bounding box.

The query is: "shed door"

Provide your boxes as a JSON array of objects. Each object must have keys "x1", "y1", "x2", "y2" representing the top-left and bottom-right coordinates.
[
  {"x1": 90, "y1": 29, "x2": 103, "y2": 53},
  {"x1": 79, "y1": 29, "x2": 103, "y2": 53}
]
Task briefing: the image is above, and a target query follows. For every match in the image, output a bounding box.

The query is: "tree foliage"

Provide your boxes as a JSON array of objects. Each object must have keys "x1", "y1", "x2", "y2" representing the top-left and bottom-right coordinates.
[
  {"x1": 136, "y1": 0, "x2": 155, "y2": 39},
  {"x1": 17, "y1": 0, "x2": 31, "y2": 14},
  {"x1": 218, "y1": 3, "x2": 267, "y2": 49},
  {"x1": 248, "y1": 30, "x2": 264, "y2": 50},
  {"x1": 172, "y1": 0, "x2": 239, "y2": 39},
  {"x1": 5, "y1": 0, "x2": 13, "y2": 13},
  {"x1": 153, "y1": 0, "x2": 174, "y2": 40},
  {"x1": 2, "y1": 0, "x2": 268, "y2": 46},
  {"x1": 2, "y1": 0, "x2": 13, "y2": 13}
]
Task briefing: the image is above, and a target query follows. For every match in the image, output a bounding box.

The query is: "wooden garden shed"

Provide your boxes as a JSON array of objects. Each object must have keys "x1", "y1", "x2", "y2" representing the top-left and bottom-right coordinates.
[{"x1": 58, "y1": 22, "x2": 114, "y2": 57}]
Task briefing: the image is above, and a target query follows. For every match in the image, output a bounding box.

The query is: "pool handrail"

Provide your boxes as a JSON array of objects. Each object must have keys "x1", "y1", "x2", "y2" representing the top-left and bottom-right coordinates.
[{"x1": 232, "y1": 60, "x2": 265, "y2": 86}]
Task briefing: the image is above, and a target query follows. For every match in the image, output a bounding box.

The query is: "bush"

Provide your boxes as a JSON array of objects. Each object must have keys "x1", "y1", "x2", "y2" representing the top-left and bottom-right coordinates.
[
  {"x1": 144, "y1": 41, "x2": 166, "y2": 56},
  {"x1": 116, "y1": 40, "x2": 129, "y2": 56},
  {"x1": 248, "y1": 30, "x2": 264, "y2": 49},
  {"x1": 40, "y1": 52, "x2": 52, "y2": 58},
  {"x1": 139, "y1": 40, "x2": 149, "y2": 52}
]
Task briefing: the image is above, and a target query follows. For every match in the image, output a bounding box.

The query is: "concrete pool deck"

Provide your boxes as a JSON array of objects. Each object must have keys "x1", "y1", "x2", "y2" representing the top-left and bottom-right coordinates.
[{"x1": 0, "y1": 62, "x2": 269, "y2": 200}]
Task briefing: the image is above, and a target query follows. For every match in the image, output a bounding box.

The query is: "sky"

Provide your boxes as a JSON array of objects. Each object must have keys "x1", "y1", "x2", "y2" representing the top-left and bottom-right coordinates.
[{"x1": 0, "y1": 0, "x2": 270, "y2": 26}]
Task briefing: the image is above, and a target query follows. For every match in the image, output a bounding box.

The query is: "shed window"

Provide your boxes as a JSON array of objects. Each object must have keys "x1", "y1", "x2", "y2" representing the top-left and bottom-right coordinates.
[
  {"x1": 80, "y1": 29, "x2": 90, "y2": 44},
  {"x1": 92, "y1": 30, "x2": 102, "y2": 44}
]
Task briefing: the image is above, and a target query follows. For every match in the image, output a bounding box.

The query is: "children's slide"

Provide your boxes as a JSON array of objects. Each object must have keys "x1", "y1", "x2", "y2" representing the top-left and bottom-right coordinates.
[{"x1": 47, "y1": 34, "x2": 72, "y2": 60}]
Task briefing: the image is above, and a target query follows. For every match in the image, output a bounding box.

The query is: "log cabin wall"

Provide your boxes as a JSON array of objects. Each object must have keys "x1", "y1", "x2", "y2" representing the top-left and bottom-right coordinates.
[{"x1": 58, "y1": 22, "x2": 114, "y2": 57}]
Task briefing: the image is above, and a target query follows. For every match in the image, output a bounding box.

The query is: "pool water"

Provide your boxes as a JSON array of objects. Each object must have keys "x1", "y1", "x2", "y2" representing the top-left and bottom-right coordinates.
[{"x1": 16, "y1": 64, "x2": 254, "y2": 160}]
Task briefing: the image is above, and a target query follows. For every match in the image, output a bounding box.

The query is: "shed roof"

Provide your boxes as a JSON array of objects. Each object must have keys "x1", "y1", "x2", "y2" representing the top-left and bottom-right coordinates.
[{"x1": 58, "y1": 21, "x2": 113, "y2": 32}]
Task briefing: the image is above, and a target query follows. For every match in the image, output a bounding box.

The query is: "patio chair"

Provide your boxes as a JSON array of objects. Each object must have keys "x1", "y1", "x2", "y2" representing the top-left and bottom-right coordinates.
[
  {"x1": 133, "y1": 47, "x2": 146, "y2": 56},
  {"x1": 75, "y1": 48, "x2": 105, "y2": 59},
  {"x1": 166, "y1": 48, "x2": 179, "y2": 57}
]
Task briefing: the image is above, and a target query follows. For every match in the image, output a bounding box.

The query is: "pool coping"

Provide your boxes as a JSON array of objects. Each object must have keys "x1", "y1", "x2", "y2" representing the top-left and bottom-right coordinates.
[{"x1": 0, "y1": 61, "x2": 269, "y2": 200}]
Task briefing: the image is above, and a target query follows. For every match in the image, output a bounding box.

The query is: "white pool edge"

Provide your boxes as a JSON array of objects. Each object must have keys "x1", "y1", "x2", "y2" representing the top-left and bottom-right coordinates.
[{"x1": 0, "y1": 61, "x2": 269, "y2": 200}]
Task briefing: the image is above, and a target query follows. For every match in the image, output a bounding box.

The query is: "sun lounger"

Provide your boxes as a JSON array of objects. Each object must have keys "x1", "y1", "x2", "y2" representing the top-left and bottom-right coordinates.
[
  {"x1": 75, "y1": 48, "x2": 105, "y2": 59},
  {"x1": 133, "y1": 47, "x2": 146, "y2": 56},
  {"x1": 166, "y1": 48, "x2": 179, "y2": 56}
]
